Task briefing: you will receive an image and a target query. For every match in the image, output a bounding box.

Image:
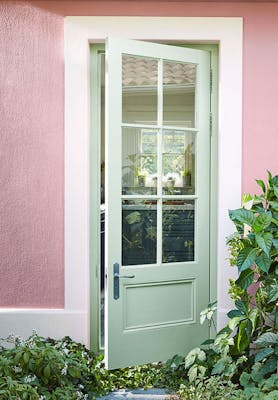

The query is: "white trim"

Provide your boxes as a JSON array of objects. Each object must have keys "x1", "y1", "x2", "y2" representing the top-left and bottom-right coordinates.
[
  {"x1": 0, "y1": 17, "x2": 242, "y2": 345},
  {"x1": 63, "y1": 16, "x2": 242, "y2": 342},
  {"x1": 0, "y1": 310, "x2": 89, "y2": 343},
  {"x1": 65, "y1": 17, "x2": 242, "y2": 338}
]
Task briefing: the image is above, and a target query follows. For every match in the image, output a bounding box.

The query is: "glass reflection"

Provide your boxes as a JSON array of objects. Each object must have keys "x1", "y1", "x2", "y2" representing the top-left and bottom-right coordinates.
[
  {"x1": 122, "y1": 200, "x2": 157, "y2": 266},
  {"x1": 122, "y1": 55, "x2": 158, "y2": 125},
  {"x1": 162, "y1": 130, "x2": 195, "y2": 195},
  {"x1": 162, "y1": 200, "x2": 195, "y2": 263},
  {"x1": 163, "y1": 60, "x2": 196, "y2": 128}
]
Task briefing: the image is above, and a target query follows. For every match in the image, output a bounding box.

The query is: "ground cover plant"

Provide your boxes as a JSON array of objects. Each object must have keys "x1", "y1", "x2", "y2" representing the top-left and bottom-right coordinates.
[{"x1": 0, "y1": 173, "x2": 277, "y2": 399}]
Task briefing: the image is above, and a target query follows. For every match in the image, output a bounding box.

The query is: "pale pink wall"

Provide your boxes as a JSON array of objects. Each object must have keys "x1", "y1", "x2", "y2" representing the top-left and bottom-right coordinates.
[{"x1": 1, "y1": 1, "x2": 278, "y2": 307}]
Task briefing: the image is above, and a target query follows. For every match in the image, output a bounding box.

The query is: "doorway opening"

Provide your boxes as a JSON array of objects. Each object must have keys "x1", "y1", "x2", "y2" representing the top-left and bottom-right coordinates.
[{"x1": 90, "y1": 42, "x2": 218, "y2": 361}]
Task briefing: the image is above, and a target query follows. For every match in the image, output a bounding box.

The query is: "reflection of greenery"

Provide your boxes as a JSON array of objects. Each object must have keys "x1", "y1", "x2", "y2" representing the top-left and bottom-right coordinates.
[
  {"x1": 162, "y1": 207, "x2": 194, "y2": 263},
  {"x1": 122, "y1": 202, "x2": 194, "y2": 265},
  {"x1": 122, "y1": 202, "x2": 157, "y2": 265}
]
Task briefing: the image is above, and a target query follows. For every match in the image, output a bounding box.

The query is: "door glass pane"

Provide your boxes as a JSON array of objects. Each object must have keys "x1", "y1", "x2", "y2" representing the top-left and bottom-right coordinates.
[
  {"x1": 163, "y1": 61, "x2": 196, "y2": 128},
  {"x1": 122, "y1": 127, "x2": 157, "y2": 195},
  {"x1": 162, "y1": 130, "x2": 195, "y2": 195},
  {"x1": 122, "y1": 55, "x2": 158, "y2": 125},
  {"x1": 122, "y1": 200, "x2": 157, "y2": 266},
  {"x1": 162, "y1": 200, "x2": 195, "y2": 263}
]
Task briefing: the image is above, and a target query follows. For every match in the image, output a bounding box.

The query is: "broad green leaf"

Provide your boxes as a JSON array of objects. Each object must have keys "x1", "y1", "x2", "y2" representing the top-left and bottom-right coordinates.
[
  {"x1": 229, "y1": 208, "x2": 255, "y2": 227},
  {"x1": 184, "y1": 347, "x2": 206, "y2": 369},
  {"x1": 237, "y1": 320, "x2": 250, "y2": 352},
  {"x1": 255, "y1": 347, "x2": 274, "y2": 362},
  {"x1": 235, "y1": 268, "x2": 255, "y2": 289},
  {"x1": 253, "y1": 212, "x2": 272, "y2": 232},
  {"x1": 242, "y1": 193, "x2": 253, "y2": 206},
  {"x1": 125, "y1": 211, "x2": 141, "y2": 225},
  {"x1": 271, "y1": 218, "x2": 278, "y2": 227},
  {"x1": 268, "y1": 282, "x2": 278, "y2": 303},
  {"x1": 201, "y1": 339, "x2": 214, "y2": 346},
  {"x1": 256, "y1": 179, "x2": 266, "y2": 193},
  {"x1": 255, "y1": 232, "x2": 273, "y2": 255},
  {"x1": 235, "y1": 300, "x2": 249, "y2": 315},
  {"x1": 14, "y1": 351, "x2": 22, "y2": 364},
  {"x1": 255, "y1": 332, "x2": 278, "y2": 346},
  {"x1": 228, "y1": 315, "x2": 246, "y2": 331},
  {"x1": 23, "y1": 352, "x2": 29, "y2": 364},
  {"x1": 211, "y1": 357, "x2": 228, "y2": 375},
  {"x1": 273, "y1": 238, "x2": 278, "y2": 251},
  {"x1": 261, "y1": 357, "x2": 277, "y2": 376},
  {"x1": 237, "y1": 247, "x2": 257, "y2": 272},
  {"x1": 255, "y1": 252, "x2": 271, "y2": 273},
  {"x1": 274, "y1": 186, "x2": 278, "y2": 197},
  {"x1": 269, "y1": 201, "x2": 278, "y2": 211},
  {"x1": 44, "y1": 364, "x2": 50, "y2": 379},
  {"x1": 227, "y1": 309, "x2": 244, "y2": 318},
  {"x1": 248, "y1": 307, "x2": 259, "y2": 331},
  {"x1": 240, "y1": 371, "x2": 251, "y2": 387},
  {"x1": 188, "y1": 365, "x2": 197, "y2": 382}
]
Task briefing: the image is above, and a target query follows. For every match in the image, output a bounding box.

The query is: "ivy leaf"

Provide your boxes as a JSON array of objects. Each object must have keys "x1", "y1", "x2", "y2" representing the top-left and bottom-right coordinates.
[
  {"x1": 255, "y1": 252, "x2": 271, "y2": 273},
  {"x1": 253, "y1": 212, "x2": 272, "y2": 233},
  {"x1": 237, "y1": 247, "x2": 257, "y2": 272},
  {"x1": 255, "y1": 347, "x2": 274, "y2": 362},
  {"x1": 235, "y1": 268, "x2": 255, "y2": 289},
  {"x1": 229, "y1": 208, "x2": 255, "y2": 227},
  {"x1": 255, "y1": 232, "x2": 273, "y2": 255}
]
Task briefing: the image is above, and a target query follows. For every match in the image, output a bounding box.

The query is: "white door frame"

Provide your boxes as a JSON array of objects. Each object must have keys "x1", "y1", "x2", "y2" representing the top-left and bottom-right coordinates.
[{"x1": 64, "y1": 16, "x2": 243, "y2": 346}]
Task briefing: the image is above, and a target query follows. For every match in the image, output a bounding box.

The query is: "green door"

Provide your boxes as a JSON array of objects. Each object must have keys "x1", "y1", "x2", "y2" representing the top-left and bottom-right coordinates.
[{"x1": 105, "y1": 38, "x2": 210, "y2": 369}]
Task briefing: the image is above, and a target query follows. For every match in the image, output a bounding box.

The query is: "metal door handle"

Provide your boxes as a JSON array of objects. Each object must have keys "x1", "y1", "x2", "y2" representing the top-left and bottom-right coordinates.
[
  {"x1": 114, "y1": 273, "x2": 135, "y2": 279},
  {"x1": 113, "y1": 263, "x2": 135, "y2": 300}
]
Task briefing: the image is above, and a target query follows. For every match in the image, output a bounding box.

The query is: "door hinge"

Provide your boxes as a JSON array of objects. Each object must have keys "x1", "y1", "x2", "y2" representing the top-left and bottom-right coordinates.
[
  {"x1": 209, "y1": 112, "x2": 213, "y2": 137},
  {"x1": 210, "y1": 66, "x2": 213, "y2": 92}
]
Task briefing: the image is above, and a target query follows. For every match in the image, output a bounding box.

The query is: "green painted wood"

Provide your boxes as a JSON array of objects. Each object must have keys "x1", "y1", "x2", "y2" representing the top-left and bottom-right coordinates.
[
  {"x1": 105, "y1": 38, "x2": 211, "y2": 369},
  {"x1": 90, "y1": 44, "x2": 104, "y2": 353}
]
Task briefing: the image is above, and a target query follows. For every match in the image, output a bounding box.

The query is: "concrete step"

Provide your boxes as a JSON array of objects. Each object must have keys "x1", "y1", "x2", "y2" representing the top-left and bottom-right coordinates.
[{"x1": 97, "y1": 388, "x2": 175, "y2": 400}]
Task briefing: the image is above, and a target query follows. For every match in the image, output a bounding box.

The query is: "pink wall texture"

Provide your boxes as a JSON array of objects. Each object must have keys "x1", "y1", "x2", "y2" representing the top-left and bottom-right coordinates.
[{"x1": 0, "y1": 1, "x2": 278, "y2": 307}]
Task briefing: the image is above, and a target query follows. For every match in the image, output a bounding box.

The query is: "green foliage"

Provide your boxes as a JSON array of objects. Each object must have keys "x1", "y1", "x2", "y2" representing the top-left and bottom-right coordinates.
[
  {"x1": 0, "y1": 333, "x2": 186, "y2": 399},
  {"x1": 178, "y1": 376, "x2": 244, "y2": 400},
  {"x1": 182, "y1": 172, "x2": 278, "y2": 396}
]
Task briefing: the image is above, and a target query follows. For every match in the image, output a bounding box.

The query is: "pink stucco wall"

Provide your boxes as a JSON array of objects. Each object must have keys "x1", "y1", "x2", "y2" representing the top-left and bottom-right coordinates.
[
  {"x1": 0, "y1": 1, "x2": 64, "y2": 307},
  {"x1": 1, "y1": 1, "x2": 278, "y2": 307}
]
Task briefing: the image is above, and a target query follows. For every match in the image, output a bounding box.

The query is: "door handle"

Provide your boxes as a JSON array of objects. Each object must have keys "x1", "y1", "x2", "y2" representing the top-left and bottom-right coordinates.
[
  {"x1": 114, "y1": 273, "x2": 135, "y2": 279},
  {"x1": 113, "y1": 263, "x2": 135, "y2": 300}
]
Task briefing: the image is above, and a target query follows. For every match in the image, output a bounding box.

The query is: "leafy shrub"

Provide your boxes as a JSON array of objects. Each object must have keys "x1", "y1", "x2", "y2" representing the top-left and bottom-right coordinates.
[
  {"x1": 0, "y1": 333, "x2": 183, "y2": 399},
  {"x1": 180, "y1": 172, "x2": 278, "y2": 396}
]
